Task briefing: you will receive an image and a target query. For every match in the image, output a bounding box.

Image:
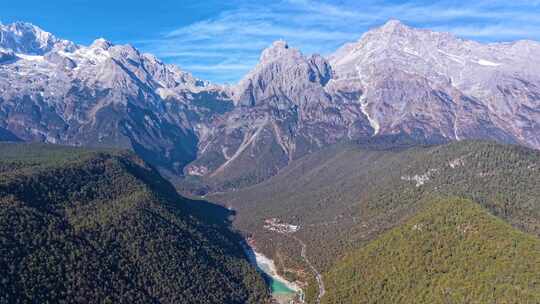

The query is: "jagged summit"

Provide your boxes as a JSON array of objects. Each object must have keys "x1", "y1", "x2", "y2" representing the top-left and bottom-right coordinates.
[
  {"x1": 270, "y1": 39, "x2": 289, "y2": 49},
  {"x1": 259, "y1": 39, "x2": 302, "y2": 64},
  {"x1": 362, "y1": 19, "x2": 420, "y2": 43},
  {"x1": 90, "y1": 38, "x2": 113, "y2": 50},
  {"x1": 0, "y1": 21, "x2": 77, "y2": 55},
  {"x1": 329, "y1": 19, "x2": 540, "y2": 148},
  {"x1": 0, "y1": 20, "x2": 539, "y2": 190},
  {"x1": 380, "y1": 19, "x2": 406, "y2": 29},
  {"x1": 4, "y1": 21, "x2": 46, "y2": 35},
  {"x1": 0, "y1": 21, "x2": 224, "y2": 174},
  {"x1": 232, "y1": 39, "x2": 333, "y2": 107}
]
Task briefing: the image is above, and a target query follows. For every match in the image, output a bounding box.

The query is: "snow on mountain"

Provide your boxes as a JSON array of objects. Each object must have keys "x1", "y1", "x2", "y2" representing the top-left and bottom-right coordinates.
[
  {"x1": 329, "y1": 19, "x2": 540, "y2": 148},
  {"x1": 0, "y1": 22, "x2": 78, "y2": 55},
  {"x1": 0, "y1": 22, "x2": 230, "y2": 175},
  {"x1": 188, "y1": 39, "x2": 372, "y2": 188},
  {"x1": 0, "y1": 20, "x2": 539, "y2": 191}
]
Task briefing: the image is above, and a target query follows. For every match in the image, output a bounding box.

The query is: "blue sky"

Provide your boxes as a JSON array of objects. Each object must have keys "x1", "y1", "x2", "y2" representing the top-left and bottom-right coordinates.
[{"x1": 2, "y1": 0, "x2": 540, "y2": 83}]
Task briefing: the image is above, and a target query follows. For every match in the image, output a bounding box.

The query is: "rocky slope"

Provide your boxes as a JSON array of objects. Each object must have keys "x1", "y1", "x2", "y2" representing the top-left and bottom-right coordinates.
[
  {"x1": 0, "y1": 22, "x2": 77, "y2": 54},
  {"x1": 330, "y1": 20, "x2": 540, "y2": 147},
  {"x1": 186, "y1": 40, "x2": 372, "y2": 189},
  {"x1": 0, "y1": 22, "x2": 231, "y2": 176},
  {"x1": 188, "y1": 21, "x2": 540, "y2": 191},
  {"x1": 0, "y1": 21, "x2": 539, "y2": 190}
]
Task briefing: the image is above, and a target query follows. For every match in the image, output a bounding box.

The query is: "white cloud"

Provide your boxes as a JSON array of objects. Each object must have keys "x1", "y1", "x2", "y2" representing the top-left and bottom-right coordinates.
[
  {"x1": 136, "y1": 0, "x2": 540, "y2": 83},
  {"x1": 436, "y1": 25, "x2": 540, "y2": 40}
]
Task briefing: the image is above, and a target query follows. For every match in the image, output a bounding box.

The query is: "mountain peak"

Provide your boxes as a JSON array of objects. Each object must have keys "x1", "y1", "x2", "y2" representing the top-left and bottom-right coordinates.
[
  {"x1": 0, "y1": 21, "x2": 77, "y2": 55},
  {"x1": 6, "y1": 21, "x2": 43, "y2": 32},
  {"x1": 270, "y1": 40, "x2": 289, "y2": 49},
  {"x1": 259, "y1": 40, "x2": 300, "y2": 63},
  {"x1": 1, "y1": 22, "x2": 54, "y2": 45},
  {"x1": 381, "y1": 19, "x2": 405, "y2": 30},
  {"x1": 90, "y1": 38, "x2": 113, "y2": 50},
  {"x1": 375, "y1": 19, "x2": 413, "y2": 36},
  {"x1": 5, "y1": 21, "x2": 28, "y2": 30}
]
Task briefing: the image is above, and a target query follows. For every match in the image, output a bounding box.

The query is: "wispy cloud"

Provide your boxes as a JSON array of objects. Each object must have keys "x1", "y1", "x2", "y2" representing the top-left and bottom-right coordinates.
[
  {"x1": 135, "y1": 0, "x2": 540, "y2": 83},
  {"x1": 434, "y1": 24, "x2": 540, "y2": 40}
]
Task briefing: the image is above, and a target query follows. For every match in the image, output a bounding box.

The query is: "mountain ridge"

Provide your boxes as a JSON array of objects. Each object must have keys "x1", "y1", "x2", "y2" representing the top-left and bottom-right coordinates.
[
  {"x1": 0, "y1": 22, "x2": 78, "y2": 55},
  {"x1": 1, "y1": 20, "x2": 539, "y2": 192}
]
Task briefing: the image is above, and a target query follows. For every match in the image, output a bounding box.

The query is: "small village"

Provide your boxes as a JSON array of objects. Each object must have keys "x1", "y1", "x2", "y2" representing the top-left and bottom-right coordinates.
[{"x1": 264, "y1": 218, "x2": 300, "y2": 234}]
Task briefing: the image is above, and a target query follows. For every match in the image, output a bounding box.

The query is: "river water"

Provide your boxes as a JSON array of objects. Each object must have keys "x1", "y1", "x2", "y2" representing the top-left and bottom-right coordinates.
[{"x1": 243, "y1": 242, "x2": 301, "y2": 303}]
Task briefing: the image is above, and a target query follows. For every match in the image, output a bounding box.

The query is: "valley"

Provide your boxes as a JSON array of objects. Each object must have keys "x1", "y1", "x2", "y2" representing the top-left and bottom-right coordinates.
[
  {"x1": 2, "y1": 139, "x2": 538, "y2": 303},
  {"x1": 210, "y1": 140, "x2": 540, "y2": 303}
]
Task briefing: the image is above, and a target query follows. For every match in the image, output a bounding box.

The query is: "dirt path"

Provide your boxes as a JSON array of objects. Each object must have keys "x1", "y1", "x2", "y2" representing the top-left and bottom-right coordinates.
[{"x1": 291, "y1": 236, "x2": 325, "y2": 304}]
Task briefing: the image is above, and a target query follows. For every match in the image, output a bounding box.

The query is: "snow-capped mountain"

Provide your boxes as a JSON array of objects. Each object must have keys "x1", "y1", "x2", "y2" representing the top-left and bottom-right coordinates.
[
  {"x1": 330, "y1": 20, "x2": 540, "y2": 147},
  {"x1": 189, "y1": 21, "x2": 540, "y2": 190},
  {"x1": 0, "y1": 22, "x2": 230, "y2": 174},
  {"x1": 0, "y1": 22, "x2": 77, "y2": 54},
  {"x1": 0, "y1": 20, "x2": 539, "y2": 191}
]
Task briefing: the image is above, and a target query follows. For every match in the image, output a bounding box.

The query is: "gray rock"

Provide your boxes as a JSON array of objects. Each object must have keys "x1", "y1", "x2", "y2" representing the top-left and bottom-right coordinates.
[
  {"x1": 0, "y1": 20, "x2": 539, "y2": 190},
  {"x1": 329, "y1": 19, "x2": 540, "y2": 148},
  {"x1": 0, "y1": 22, "x2": 77, "y2": 55},
  {"x1": 0, "y1": 22, "x2": 229, "y2": 175},
  {"x1": 0, "y1": 48, "x2": 16, "y2": 63}
]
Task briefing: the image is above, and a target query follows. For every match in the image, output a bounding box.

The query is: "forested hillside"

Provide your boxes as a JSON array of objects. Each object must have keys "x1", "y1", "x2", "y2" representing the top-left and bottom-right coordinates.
[
  {"x1": 322, "y1": 199, "x2": 540, "y2": 304},
  {"x1": 211, "y1": 140, "x2": 540, "y2": 301},
  {"x1": 0, "y1": 143, "x2": 268, "y2": 304}
]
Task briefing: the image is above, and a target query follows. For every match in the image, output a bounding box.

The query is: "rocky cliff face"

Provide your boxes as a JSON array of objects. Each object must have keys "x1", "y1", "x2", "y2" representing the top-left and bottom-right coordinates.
[
  {"x1": 330, "y1": 20, "x2": 540, "y2": 147},
  {"x1": 0, "y1": 22, "x2": 77, "y2": 55},
  {"x1": 186, "y1": 41, "x2": 372, "y2": 188},
  {"x1": 0, "y1": 23, "x2": 232, "y2": 175},
  {"x1": 0, "y1": 21, "x2": 539, "y2": 191}
]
